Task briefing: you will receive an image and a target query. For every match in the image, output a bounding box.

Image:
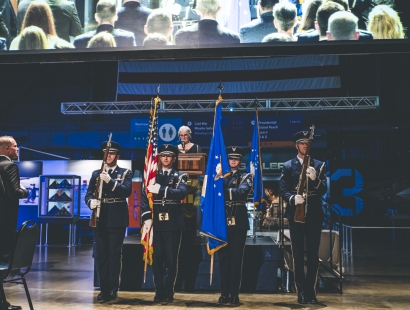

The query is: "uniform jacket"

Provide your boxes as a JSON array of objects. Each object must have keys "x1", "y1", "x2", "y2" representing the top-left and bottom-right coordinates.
[
  {"x1": 85, "y1": 165, "x2": 132, "y2": 228},
  {"x1": 141, "y1": 169, "x2": 188, "y2": 232},
  {"x1": 174, "y1": 19, "x2": 240, "y2": 46},
  {"x1": 296, "y1": 28, "x2": 374, "y2": 41},
  {"x1": 224, "y1": 171, "x2": 252, "y2": 232},
  {"x1": 279, "y1": 156, "x2": 327, "y2": 220},
  {"x1": 239, "y1": 11, "x2": 276, "y2": 43},
  {"x1": 0, "y1": 156, "x2": 28, "y2": 227},
  {"x1": 115, "y1": 1, "x2": 152, "y2": 47},
  {"x1": 17, "y1": 0, "x2": 82, "y2": 42},
  {"x1": 73, "y1": 24, "x2": 136, "y2": 48}
]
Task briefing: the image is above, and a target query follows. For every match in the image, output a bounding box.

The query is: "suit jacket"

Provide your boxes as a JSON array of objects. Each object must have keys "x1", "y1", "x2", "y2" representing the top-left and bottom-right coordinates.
[
  {"x1": 239, "y1": 11, "x2": 276, "y2": 43},
  {"x1": 224, "y1": 171, "x2": 252, "y2": 232},
  {"x1": 73, "y1": 24, "x2": 136, "y2": 49},
  {"x1": 115, "y1": 1, "x2": 152, "y2": 47},
  {"x1": 279, "y1": 156, "x2": 327, "y2": 220},
  {"x1": 174, "y1": 19, "x2": 240, "y2": 46},
  {"x1": 141, "y1": 169, "x2": 188, "y2": 232},
  {"x1": 0, "y1": 156, "x2": 28, "y2": 228},
  {"x1": 17, "y1": 0, "x2": 82, "y2": 42},
  {"x1": 0, "y1": 37, "x2": 6, "y2": 50},
  {"x1": 296, "y1": 28, "x2": 374, "y2": 41},
  {"x1": 0, "y1": 0, "x2": 17, "y2": 45},
  {"x1": 85, "y1": 166, "x2": 132, "y2": 228}
]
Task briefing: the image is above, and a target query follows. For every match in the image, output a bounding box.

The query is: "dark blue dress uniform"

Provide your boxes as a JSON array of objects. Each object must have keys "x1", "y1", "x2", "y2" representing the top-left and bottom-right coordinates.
[
  {"x1": 279, "y1": 132, "x2": 327, "y2": 303},
  {"x1": 85, "y1": 141, "x2": 132, "y2": 300},
  {"x1": 218, "y1": 147, "x2": 252, "y2": 304},
  {"x1": 141, "y1": 145, "x2": 188, "y2": 301}
]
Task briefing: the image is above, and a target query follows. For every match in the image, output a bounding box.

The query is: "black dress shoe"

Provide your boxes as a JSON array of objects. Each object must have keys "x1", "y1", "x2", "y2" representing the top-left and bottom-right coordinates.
[
  {"x1": 97, "y1": 292, "x2": 109, "y2": 301},
  {"x1": 7, "y1": 305, "x2": 22, "y2": 310},
  {"x1": 230, "y1": 295, "x2": 240, "y2": 305},
  {"x1": 154, "y1": 294, "x2": 163, "y2": 302},
  {"x1": 218, "y1": 295, "x2": 230, "y2": 304},
  {"x1": 306, "y1": 296, "x2": 318, "y2": 304},
  {"x1": 297, "y1": 294, "x2": 308, "y2": 304},
  {"x1": 109, "y1": 290, "x2": 117, "y2": 301},
  {"x1": 163, "y1": 295, "x2": 174, "y2": 302}
]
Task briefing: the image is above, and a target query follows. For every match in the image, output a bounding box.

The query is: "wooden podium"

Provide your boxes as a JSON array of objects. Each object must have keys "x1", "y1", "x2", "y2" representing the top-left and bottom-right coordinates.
[{"x1": 177, "y1": 153, "x2": 207, "y2": 176}]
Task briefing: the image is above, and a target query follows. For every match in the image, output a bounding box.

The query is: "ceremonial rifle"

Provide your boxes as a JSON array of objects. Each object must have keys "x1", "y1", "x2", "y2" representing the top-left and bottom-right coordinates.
[
  {"x1": 89, "y1": 133, "x2": 112, "y2": 227},
  {"x1": 294, "y1": 125, "x2": 315, "y2": 223}
]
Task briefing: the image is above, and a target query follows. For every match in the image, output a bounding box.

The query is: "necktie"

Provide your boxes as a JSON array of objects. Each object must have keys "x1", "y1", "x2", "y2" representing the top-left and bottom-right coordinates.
[
  {"x1": 163, "y1": 171, "x2": 168, "y2": 177},
  {"x1": 108, "y1": 169, "x2": 113, "y2": 176}
]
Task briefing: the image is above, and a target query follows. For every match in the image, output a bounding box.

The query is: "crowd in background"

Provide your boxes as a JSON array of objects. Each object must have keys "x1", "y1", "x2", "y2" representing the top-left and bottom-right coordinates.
[{"x1": 0, "y1": 0, "x2": 407, "y2": 51}]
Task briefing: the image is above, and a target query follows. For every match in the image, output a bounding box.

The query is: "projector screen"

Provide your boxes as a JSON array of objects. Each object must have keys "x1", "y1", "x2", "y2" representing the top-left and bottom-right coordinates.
[{"x1": 1, "y1": 0, "x2": 408, "y2": 59}]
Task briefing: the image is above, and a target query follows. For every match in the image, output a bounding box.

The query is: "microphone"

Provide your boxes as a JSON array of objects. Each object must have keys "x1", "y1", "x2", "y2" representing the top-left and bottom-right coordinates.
[{"x1": 182, "y1": 142, "x2": 186, "y2": 151}]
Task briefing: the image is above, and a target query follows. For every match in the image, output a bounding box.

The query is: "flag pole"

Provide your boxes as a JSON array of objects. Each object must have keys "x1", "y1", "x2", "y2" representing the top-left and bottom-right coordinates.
[
  {"x1": 144, "y1": 229, "x2": 149, "y2": 283},
  {"x1": 210, "y1": 253, "x2": 214, "y2": 285}
]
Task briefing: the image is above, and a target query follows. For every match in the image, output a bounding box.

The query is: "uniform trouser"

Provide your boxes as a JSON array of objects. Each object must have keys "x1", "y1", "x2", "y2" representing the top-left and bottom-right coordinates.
[
  {"x1": 288, "y1": 214, "x2": 323, "y2": 298},
  {"x1": 218, "y1": 230, "x2": 247, "y2": 297},
  {"x1": 153, "y1": 230, "x2": 182, "y2": 297},
  {"x1": 93, "y1": 226, "x2": 126, "y2": 294}
]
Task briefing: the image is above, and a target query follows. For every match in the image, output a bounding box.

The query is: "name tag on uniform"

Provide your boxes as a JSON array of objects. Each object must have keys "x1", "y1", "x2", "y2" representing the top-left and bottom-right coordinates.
[
  {"x1": 227, "y1": 217, "x2": 236, "y2": 226},
  {"x1": 159, "y1": 213, "x2": 169, "y2": 221}
]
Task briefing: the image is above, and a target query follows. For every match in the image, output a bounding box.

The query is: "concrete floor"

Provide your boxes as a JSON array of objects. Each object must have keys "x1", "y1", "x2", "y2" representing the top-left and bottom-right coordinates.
[{"x1": 3, "y1": 240, "x2": 410, "y2": 310}]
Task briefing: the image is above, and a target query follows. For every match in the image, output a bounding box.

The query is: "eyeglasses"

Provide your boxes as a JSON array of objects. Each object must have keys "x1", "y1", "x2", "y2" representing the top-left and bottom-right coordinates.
[{"x1": 179, "y1": 134, "x2": 189, "y2": 137}]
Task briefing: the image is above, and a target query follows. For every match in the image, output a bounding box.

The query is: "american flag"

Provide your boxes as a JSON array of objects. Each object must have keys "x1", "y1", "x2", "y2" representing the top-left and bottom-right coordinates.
[{"x1": 141, "y1": 97, "x2": 160, "y2": 265}]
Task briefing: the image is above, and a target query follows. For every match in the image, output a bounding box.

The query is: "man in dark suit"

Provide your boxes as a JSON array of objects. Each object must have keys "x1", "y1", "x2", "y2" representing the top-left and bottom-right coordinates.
[
  {"x1": 174, "y1": 0, "x2": 239, "y2": 46},
  {"x1": 74, "y1": 0, "x2": 136, "y2": 48},
  {"x1": 0, "y1": 0, "x2": 17, "y2": 47},
  {"x1": 279, "y1": 131, "x2": 327, "y2": 305},
  {"x1": 0, "y1": 136, "x2": 28, "y2": 310},
  {"x1": 143, "y1": 8, "x2": 173, "y2": 44},
  {"x1": 239, "y1": 0, "x2": 278, "y2": 43},
  {"x1": 85, "y1": 141, "x2": 132, "y2": 302},
  {"x1": 141, "y1": 144, "x2": 188, "y2": 303},
  {"x1": 296, "y1": 0, "x2": 373, "y2": 41},
  {"x1": 115, "y1": 0, "x2": 152, "y2": 46},
  {"x1": 218, "y1": 147, "x2": 252, "y2": 305},
  {"x1": 17, "y1": 0, "x2": 82, "y2": 42}
]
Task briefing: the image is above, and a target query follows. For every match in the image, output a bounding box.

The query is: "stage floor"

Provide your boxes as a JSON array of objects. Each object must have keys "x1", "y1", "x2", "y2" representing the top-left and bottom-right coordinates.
[{"x1": 3, "y1": 239, "x2": 410, "y2": 309}]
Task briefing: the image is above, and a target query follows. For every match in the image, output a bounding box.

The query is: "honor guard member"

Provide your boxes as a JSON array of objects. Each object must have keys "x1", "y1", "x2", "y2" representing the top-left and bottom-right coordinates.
[
  {"x1": 85, "y1": 141, "x2": 132, "y2": 302},
  {"x1": 218, "y1": 146, "x2": 252, "y2": 305},
  {"x1": 279, "y1": 131, "x2": 327, "y2": 304},
  {"x1": 141, "y1": 144, "x2": 188, "y2": 302}
]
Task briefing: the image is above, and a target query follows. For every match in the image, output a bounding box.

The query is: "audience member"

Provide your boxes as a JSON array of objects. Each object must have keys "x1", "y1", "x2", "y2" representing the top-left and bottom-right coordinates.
[
  {"x1": 327, "y1": 11, "x2": 359, "y2": 40},
  {"x1": 144, "y1": 8, "x2": 173, "y2": 43},
  {"x1": 87, "y1": 31, "x2": 117, "y2": 48},
  {"x1": 74, "y1": 0, "x2": 136, "y2": 48},
  {"x1": 142, "y1": 32, "x2": 168, "y2": 46},
  {"x1": 0, "y1": 0, "x2": 17, "y2": 46},
  {"x1": 17, "y1": 25, "x2": 48, "y2": 49},
  {"x1": 174, "y1": 0, "x2": 240, "y2": 45},
  {"x1": 297, "y1": 0, "x2": 323, "y2": 33},
  {"x1": 297, "y1": 1, "x2": 344, "y2": 41},
  {"x1": 17, "y1": 0, "x2": 82, "y2": 42},
  {"x1": 324, "y1": 0, "x2": 348, "y2": 11},
  {"x1": 115, "y1": 0, "x2": 152, "y2": 46},
  {"x1": 10, "y1": 1, "x2": 73, "y2": 50},
  {"x1": 262, "y1": 31, "x2": 293, "y2": 42},
  {"x1": 239, "y1": 0, "x2": 279, "y2": 43},
  {"x1": 367, "y1": 5, "x2": 405, "y2": 39},
  {"x1": 272, "y1": 1, "x2": 298, "y2": 40}
]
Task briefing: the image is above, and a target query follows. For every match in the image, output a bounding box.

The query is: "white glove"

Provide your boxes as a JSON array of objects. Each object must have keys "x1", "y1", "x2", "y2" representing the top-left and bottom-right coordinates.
[
  {"x1": 306, "y1": 166, "x2": 317, "y2": 181},
  {"x1": 143, "y1": 219, "x2": 153, "y2": 232},
  {"x1": 100, "y1": 171, "x2": 111, "y2": 183},
  {"x1": 295, "y1": 195, "x2": 305, "y2": 205},
  {"x1": 147, "y1": 183, "x2": 161, "y2": 194},
  {"x1": 89, "y1": 199, "x2": 101, "y2": 210}
]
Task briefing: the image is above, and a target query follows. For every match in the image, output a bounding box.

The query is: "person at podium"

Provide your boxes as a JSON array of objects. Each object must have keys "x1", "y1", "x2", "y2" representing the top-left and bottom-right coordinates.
[
  {"x1": 177, "y1": 126, "x2": 202, "y2": 153},
  {"x1": 218, "y1": 146, "x2": 252, "y2": 305}
]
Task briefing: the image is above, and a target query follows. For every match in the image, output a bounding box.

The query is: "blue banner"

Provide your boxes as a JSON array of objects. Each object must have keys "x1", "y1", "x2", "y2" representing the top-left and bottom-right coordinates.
[
  {"x1": 200, "y1": 100, "x2": 229, "y2": 254},
  {"x1": 248, "y1": 110, "x2": 264, "y2": 209}
]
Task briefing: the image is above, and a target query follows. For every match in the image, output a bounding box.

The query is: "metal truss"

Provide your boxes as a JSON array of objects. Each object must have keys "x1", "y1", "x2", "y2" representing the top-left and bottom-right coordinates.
[{"x1": 61, "y1": 96, "x2": 379, "y2": 114}]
